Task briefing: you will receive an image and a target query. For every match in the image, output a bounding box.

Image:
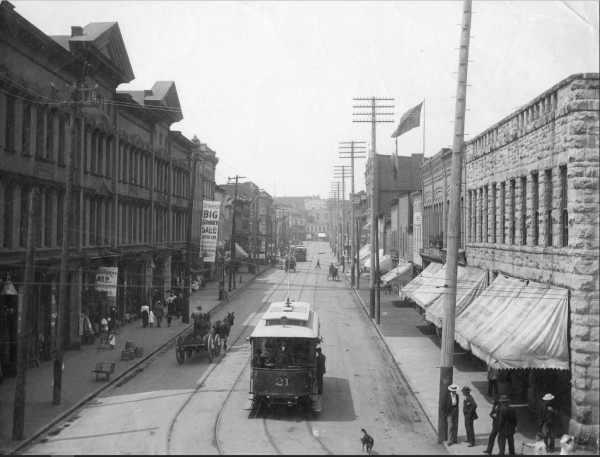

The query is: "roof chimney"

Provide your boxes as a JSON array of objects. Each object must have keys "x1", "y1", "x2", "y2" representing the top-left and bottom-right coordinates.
[{"x1": 71, "y1": 26, "x2": 83, "y2": 37}]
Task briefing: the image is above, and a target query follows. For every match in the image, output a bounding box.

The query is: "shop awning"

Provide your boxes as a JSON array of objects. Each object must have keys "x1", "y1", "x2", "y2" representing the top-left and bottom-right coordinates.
[
  {"x1": 362, "y1": 251, "x2": 390, "y2": 270},
  {"x1": 363, "y1": 221, "x2": 372, "y2": 230},
  {"x1": 381, "y1": 262, "x2": 413, "y2": 286},
  {"x1": 424, "y1": 267, "x2": 488, "y2": 328},
  {"x1": 401, "y1": 262, "x2": 442, "y2": 298},
  {"x1": 358, "y1": 244, "x2": 371, "y2": 262},
  {"x1": 226, "y1": 242, "x2": 249, "y2": 257},
  {"x1": 455, "y1": 276, "x2": 569, "y2": 370}
]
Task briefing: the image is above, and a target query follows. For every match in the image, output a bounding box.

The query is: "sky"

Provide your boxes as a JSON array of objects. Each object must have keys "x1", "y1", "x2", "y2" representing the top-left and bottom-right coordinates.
[{"x1": 11, "y1": 1, "x2": 599, "y2": 199}]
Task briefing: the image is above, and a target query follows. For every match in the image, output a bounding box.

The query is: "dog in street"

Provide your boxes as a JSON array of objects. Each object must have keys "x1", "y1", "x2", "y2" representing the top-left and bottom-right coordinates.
[{"x1": 360, "y1": 429, "x2": 374, "y2": 454}]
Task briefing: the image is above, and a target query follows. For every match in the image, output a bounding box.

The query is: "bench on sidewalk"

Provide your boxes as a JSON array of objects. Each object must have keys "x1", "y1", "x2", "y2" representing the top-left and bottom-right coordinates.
[{"x1": 92, "y1": 362, "x2": 115, "y2": 381}]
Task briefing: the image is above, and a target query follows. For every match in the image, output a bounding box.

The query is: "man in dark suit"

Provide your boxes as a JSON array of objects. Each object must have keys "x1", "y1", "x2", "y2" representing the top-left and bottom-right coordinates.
[
  {"x1": 539, "y1": 393, "x2": 559, "y2": 453},
  {"x1": 274, "y1": 340, "x2": 293, "y2": 368},
  {"x1": 316, "y1": 347, "x2": 326, "y2": 395},
  {"x1": 442, "y1": 384, "x2": 460, "y2": 445},
  {"x1": 483, "y1": 395, "x2": 501, "y2": 454},
  {"x1": 497, "y1": 395, "x2": 518, "y2": 455},
  {"x1": 462, "y1": 386, "x2": 478, "y2": 447}
]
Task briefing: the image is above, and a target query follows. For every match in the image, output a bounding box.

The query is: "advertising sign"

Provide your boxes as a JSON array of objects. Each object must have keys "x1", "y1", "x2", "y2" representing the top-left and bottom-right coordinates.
[
  {"x1": 200, "y1": 200, "x2": 221, "y2": 263},
  {"x1": 95, "y1": 267, "x2": 118, "y2": 297}
]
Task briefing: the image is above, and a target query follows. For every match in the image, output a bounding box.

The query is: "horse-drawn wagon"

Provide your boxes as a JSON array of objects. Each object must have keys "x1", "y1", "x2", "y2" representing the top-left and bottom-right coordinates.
[
  {"x1": 175, "y1": 311, "x2": 234, "y2": 364},
  {"x1": 327, "y1": 265, "x2": 340, "y2": 281}
]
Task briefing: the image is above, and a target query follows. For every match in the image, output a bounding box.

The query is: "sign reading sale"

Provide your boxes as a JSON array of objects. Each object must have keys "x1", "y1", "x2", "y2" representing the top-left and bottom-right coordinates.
[{"x1": 200, "y1": 201, "x2": 221, "y2": 263}]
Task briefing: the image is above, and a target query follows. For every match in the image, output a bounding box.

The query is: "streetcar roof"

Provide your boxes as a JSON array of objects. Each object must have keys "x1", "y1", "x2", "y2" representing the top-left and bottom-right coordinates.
[{"x1": 250, "y1": 302, "x2": 320, "y2": 339}]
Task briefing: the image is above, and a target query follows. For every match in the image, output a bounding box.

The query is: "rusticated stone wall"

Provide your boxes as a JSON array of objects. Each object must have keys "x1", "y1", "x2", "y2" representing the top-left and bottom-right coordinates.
[{"x1": 464, "y1": 73, "x2": 599, "y2": 445}]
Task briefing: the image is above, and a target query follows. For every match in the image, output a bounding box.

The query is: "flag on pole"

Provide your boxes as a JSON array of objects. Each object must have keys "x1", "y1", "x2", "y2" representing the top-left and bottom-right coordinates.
[
  {"x1": 391, "y1": 138, "x2": 398, "y2": 179},
  {"x1": 391, "y1": 101, "x2": 423, "y2": 138}
]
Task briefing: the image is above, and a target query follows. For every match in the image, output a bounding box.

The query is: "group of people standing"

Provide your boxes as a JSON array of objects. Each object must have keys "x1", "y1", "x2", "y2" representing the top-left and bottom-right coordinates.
[
  {"x1": 140, "y1": 292, "x2": 184, "y2": 328},
  {"x1": 443, "y1": 385, "x2": 573, "y2": 455}
]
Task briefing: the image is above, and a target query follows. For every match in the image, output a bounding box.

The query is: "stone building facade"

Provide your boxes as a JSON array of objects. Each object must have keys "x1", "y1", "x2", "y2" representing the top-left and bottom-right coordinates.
[
  {"x1": 464, "y1": 73, "x2": 599, "y2": 443},
  {"x1": 0, "y1": 3, "x2": 215, "y2": 374}
]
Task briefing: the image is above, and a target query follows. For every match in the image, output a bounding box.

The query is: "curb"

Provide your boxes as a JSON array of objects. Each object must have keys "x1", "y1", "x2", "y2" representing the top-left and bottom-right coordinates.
[
  {"x1": 9, "y1": 268, "x2": 271, "y2": 455},
  {"x1": 342, "y1": 271, "x2": 441, "y2": 439}
]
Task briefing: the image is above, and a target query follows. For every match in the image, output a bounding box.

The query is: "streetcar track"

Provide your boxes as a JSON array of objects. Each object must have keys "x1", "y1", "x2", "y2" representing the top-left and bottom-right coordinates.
[{"x1": 166, "y1": 250, "x2": 309, "y2": 455}]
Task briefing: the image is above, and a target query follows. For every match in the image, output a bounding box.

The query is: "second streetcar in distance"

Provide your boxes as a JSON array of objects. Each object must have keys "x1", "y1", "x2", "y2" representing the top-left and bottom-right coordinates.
[{"x1": 247, "y1": 299, "x2": 322, "y2": 411}]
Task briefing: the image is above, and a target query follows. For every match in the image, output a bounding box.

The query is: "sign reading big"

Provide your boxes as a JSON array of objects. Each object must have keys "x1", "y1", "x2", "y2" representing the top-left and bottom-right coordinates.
[
  {"x1": 96, "y1": 267, "x2": 118, "y2": 297},
  {"x1": 200, "y1": 201, "x2": 221, "y2": 263}
]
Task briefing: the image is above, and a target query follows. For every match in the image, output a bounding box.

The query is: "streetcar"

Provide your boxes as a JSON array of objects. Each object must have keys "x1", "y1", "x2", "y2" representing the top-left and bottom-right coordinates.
[
  {"x1": 246, "y1": 299, "x2": 322, "y2": 411},
  {"x1": 295, "y1": 246, "x2": 307, "y2": 262}
]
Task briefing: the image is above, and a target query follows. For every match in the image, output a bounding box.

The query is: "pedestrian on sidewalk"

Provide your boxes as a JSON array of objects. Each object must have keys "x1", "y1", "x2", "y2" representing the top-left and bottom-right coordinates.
[
  {"x1": 316, "y1": 347, "x2": 326, "y2": 395},
  {"x1": 153, "y1": 301, "x2": 164, "y2": 328},
  {"x1": 315, "y1": 259, "x2": 321, "y2": 269},
  {"x1": 483, "y1": 395, "x2": 501, "y2": 454},
  {"x1": 148, "y1": 309, "x2": 155, "y2": 328},
  {"x1": 175, "y1": 293, "x2": 183, "y2": 318},
  {"x1": 497, "y1": 395, "x2": 518, "y2": 455},
  {"x1": 523, "y1": 432, "x2": 548, "y2": 455},
  {"x1": 166, "y1": 292, "x2": 176, "y2": 317},
  {"x1": 461, "y1": 386, "x2": 478, "y2": 447},
  {"x1": 487, "y1": 364, "x2": 499, "y2": 397},
  {"x1": 443, "y1": 384, "x2": 460, "y2": 445},
  {"x1": 539, "y1": 393, "x2": 559, "y2": 453},
  {"x1": 141, "y1": 303, "x2": 150, "y2": 328}
]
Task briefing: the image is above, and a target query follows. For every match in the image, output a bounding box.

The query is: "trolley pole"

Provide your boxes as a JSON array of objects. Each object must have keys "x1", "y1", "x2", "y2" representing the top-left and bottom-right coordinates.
[
  {"x1": 340, "y1": 141, "x2": 366, "y2": 287},
  {"x1": 437, "y1": 0, "x2": 472, "y2": 444},
  {"x1": 353, "y1": 97, "x2": 394, "y2": 319}
]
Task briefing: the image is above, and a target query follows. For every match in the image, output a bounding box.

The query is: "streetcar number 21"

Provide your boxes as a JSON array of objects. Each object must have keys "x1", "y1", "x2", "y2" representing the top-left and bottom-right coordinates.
[{"x1": 275, "y1": 377, "x2": 289, "y2": 387}]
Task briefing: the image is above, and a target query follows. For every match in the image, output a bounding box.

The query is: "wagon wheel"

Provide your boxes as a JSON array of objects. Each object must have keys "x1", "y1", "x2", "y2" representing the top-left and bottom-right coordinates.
[
  {"x1": 214, "y1": 334, "x2": 222, "y2": 357},
  {"x1": 207, "y1": 334, "x2": 215, "y2": 363},
  {"x1": 175, "y1": 337, "x2": 185, "y2": 364}
]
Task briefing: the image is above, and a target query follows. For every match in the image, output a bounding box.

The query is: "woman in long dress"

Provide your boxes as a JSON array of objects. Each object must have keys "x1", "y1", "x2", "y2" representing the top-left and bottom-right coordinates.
[{"x1": 141, "y1": 303, "x2": 150, "y2": 327}]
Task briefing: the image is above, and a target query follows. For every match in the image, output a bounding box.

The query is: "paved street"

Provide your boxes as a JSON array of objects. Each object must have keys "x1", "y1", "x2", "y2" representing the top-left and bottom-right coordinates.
[{"x1": 21, "y1": 242, "x2": 442, "y2": 455}]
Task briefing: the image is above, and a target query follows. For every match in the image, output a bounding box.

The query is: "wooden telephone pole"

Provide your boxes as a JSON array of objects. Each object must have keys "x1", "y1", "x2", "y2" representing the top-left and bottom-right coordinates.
[
  {"x1": 228, "y1": 176, "x2": 245, "y2": 292},
  {"x1": 353, "y1": 98, "x2": 394, "y2": 320},
  {"x1": 334, "y1": 165, "x2": 350, "y2": 272},
  {"x1": 437, "y1": 0, "x2": 472, "y2": 443},
  {"x1": 340, "y1": 141, "x2": 366, "y2": 287},
  {"x1": 53, "y1": 63, "x2": 99, "y2": 405},
  {"x1": 184, "y1": 141, "x2": 201, "y2": 325},
  {"x1": 12, "y1": 187, "x2": 39, "y2": 440}
]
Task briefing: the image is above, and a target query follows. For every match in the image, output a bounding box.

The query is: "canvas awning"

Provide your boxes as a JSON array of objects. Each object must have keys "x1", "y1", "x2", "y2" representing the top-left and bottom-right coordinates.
[
  {"x1": 358, "y1": 244, "x2": 371, "y2": 262},
  {"x1": 404, "y1": 264, "x2": 476, "y2": 310},
  {"x1": 226, "y1": 242, "x2": 248, "y2": 257},
  {"x1": 363, "y1": 221, "x2": 372, "y2": 230},
  {"x1": 401, "y1": 262, "x2": 442, "y2": 298},
  {"x1": 362, "y1": 252, "x2": 391, "y2": 271},
  {"x1": 381, "y1": 262, "x2": 413, "y2": 286},
  {"x1": 424, "y1": 267, "x2": 488, "y2": 328},
  {"x1": 455, "y1": 276, "x2": 569, "y2": 370}
]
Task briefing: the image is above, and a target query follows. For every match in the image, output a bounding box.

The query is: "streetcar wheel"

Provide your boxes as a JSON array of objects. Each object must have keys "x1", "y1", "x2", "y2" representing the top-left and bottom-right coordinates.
[
  {"x1": 176, "y1": 348, "x2": 185, "y2": 364},
  {"x1": 214, "y1": 335, "x2": 222, "y2": 357},
  {"x1": 207, "y1": 335, "x2": 215, "y2": 363}
]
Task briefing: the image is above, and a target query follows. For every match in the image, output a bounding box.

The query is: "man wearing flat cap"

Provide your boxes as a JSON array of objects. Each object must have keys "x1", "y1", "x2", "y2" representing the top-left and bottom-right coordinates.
[
  {"x1": 483, "y1": 394, "x2": 501, "y2": 454},
  {"x1": 539, "y1": 393, "x2": 559, "y2": 452},
  {"x1": 442, "y1": 384, "x2": 460, "y2": 445},
  {"x1": 462, "y1": 386, "x2": 478, "y2": 447},
  {"x1": 497, "y1": 395, "x2": 518, "y2": 455}
]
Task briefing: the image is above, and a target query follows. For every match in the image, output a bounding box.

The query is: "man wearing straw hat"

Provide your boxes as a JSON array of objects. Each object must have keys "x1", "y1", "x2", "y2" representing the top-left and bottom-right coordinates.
[
  {"x1": 442, "y1": 384, "x2": 460, "y2": 445},
  {"x1": 539, "y1": 393, "x2": 559, "y2": 453}
]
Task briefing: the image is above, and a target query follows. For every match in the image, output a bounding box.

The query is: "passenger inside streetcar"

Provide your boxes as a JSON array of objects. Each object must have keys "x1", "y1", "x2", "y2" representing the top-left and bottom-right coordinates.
[{"x1": 253, "y1": 338, "x2": 315, "y2": 369}]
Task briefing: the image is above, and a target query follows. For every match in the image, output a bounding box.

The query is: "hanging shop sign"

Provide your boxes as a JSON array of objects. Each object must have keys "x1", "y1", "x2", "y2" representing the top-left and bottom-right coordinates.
[
  {"x1": 95, "y1": 267, "x2": 118, "y2": 297},
  {"x1": 200, "y1": 200, "x2": 221, "y2": 263}
]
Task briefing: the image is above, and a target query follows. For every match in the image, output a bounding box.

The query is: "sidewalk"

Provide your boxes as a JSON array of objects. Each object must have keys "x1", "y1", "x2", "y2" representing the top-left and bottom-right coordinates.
[
  {"x1": 339, "y1": 264, "x2": 596, "y2": 456},
  {"x1": 0, "y1": 270, "x2": 263, "y2": 455}
]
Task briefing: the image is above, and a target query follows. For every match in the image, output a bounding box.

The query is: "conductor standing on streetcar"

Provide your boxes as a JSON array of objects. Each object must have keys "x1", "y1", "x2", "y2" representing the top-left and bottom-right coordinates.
[{"x1": 316, "y1": 347, "x2": 326, "y2": 395}]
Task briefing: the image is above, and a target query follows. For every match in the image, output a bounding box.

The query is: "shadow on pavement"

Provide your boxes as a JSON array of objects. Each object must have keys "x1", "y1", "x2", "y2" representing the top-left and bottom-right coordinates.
[{"x1": 313, "y1": 377, "x2": 356, "y2": 422}]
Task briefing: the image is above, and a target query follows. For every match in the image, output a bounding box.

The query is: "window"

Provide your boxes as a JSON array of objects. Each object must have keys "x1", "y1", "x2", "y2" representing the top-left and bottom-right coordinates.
[
  {"x1": 510, "y1": 179, "x2": 516, "y2": 244},
  {"x1": 501, "y1": 182, "x2": 506, "y2": 244},
  {"x1": 484, "y1": 186, "x2": 489, "y2": 243},
  {"x1": 532, "y1": 173, "x2": 539, "y2": 245},
  {"x1": 20, "y1": 186, "x2": 28, "y2": 248},
  {"x1": 491, "y1": 185, "x2": 497, "y2": 243},
  {"x1": 98, "y1": 137, "x2": 104, "y2": 175},
  {"x1": 560, "y1": 166, "x2": 568, "y2": 247},
  {"x1": 4, "y1": 94, "x2": 16, "y2": 152},
  {"x1": 46, "y1": 112, "x2": 54, "y2": 160},
  {"x1": 521, "y1": 177, "x2": 527, "y2": 245},
  {"x1": 104, "y1": 201, "x2": 111, "y2": 245},
  {"x1": 22, "y1": 103, "x2": 31, "y2": 155},
  {"x1": 58, "y1": 116, "x2": 66, "y2": 164},
  {"x1": 546, "y1": 169, "x2": 553, "y2": 247},
  {"x1": 90, "y1": 134, "x2": 97, "y2": 174},
  {"x1": 44, "y1": 192, "x2": 53, "y2": 248},
  {"x1": 35, "y1": 109, "x2": 44, "y2": 158},
  {"x1": 57, "y1": 191, "x2": 64, "y2": 247},
  {"x1": 3, "y1": 186, "x2": 13, "y2": 248},
  {"x1": 83, "y1": 127, "x2": 89, "y2": 171},
  {"x1": 105, "y1": 139, "x2": 112, "y2": 177}
]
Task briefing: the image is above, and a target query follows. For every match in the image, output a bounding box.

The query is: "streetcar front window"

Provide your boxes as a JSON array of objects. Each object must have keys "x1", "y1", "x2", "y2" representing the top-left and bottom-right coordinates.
[{"x1": 251, "y1": 338, "x2": 315, "y2": 369}]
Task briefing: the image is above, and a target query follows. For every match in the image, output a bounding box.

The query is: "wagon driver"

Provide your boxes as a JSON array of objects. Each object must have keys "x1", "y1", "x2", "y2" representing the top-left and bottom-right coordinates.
[{"x1": 191, "y1": 305, "x2": 204, "y2": 338}]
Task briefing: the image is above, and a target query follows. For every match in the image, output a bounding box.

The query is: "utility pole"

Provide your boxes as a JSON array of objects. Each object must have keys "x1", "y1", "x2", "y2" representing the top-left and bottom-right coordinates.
[
  {"x1": 53, "y1": 63, "x2": 98, "y2": 405},
  {"x1": 340, "y1": 142, "x2": 366, "y2": 287},
  {"x1": 353, "y1": 97, "x2": 394, "y2": 319},
  {"x1": 330, "y1": 182, "x2": 341, "y2": 262},
  {"x1": 12, "y1": 187, "x2": 39, "y2": 440},
  {"x1": 228, "y1": 176, "x2": 245, "y2": 292},
  {"x1": 356, "y1": 218, "x2": 361, "y2": 289},
  {"x1": 184, "y1": 143, "x2": 201, "y2": 325},
  {"x1": 438, "y1": 0, "x2": 472, "y2": 444},
  {"x1": 335, "y1": 165, "x2": 351, "y2": 273}
]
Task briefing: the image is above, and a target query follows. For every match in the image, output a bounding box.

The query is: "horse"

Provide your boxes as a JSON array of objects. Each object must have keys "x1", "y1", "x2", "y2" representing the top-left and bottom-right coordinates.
[{"x1": 213, "y1": 312, "x2": 235, "y2": 350}]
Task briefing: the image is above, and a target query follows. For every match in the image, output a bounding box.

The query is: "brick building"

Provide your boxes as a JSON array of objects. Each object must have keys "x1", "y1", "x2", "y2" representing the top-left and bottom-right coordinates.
[
  {"x1": 464, "y1": 73, "x2": 599, "y2": 443},
  {"x1": 0, "y1": 3, "x2": 215, "y2": 373}
]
